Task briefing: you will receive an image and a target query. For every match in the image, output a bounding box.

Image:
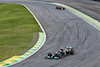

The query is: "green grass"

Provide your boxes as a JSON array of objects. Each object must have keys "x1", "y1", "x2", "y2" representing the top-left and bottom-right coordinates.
[{"x1": 0, "y1": 3, "x2": 40, "y2": 61}]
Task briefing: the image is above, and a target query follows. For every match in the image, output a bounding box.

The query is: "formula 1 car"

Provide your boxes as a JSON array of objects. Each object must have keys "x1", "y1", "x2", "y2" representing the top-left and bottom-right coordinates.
[
  {"x1": 45, "y1": 46, "x2": 75, "y2": 59},
  {"x1": 56, "y1": 5, "x2": 65, "y2": 10}
]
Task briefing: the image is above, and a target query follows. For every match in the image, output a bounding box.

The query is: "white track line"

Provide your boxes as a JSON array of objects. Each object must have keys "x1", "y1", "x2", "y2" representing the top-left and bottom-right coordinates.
[
  {"x1": 4, "y1": 4, "x2": 46, "y2": 67},
  {"x1": 52, "y1": 3, "x2": 100, "y2": 32}
]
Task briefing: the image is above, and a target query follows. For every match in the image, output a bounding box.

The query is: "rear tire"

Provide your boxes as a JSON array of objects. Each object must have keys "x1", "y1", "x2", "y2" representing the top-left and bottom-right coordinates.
[
  {"x1": 56, "y1": 7, "x2": 58, "y2": 9},
  {"x1": 71, "y1": 50, "x2": 75, "y2": 55}
]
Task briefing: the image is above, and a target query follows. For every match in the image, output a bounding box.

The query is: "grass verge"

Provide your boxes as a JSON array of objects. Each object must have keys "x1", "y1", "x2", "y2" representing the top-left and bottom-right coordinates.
[{"x1": 0, "y1": 3, "x2": 41, "y2": 62}]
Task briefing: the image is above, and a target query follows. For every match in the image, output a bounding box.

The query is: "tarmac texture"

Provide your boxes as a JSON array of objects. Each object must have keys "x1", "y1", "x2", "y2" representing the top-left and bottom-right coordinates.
[{"x1": 0, "y1": 0, "x2": 100, "y2": 67}]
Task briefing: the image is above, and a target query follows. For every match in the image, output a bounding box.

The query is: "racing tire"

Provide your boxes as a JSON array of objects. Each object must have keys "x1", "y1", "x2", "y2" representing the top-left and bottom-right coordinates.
[
  {"x1": 59, "y1": 55, "x2": 62, "y2": 59},
  {"x1": 71, "y1": 50, "x2": 75, "y2": 55},
  {"x1": 56, "y1": 7, "x2": 58, "y2": 9}
]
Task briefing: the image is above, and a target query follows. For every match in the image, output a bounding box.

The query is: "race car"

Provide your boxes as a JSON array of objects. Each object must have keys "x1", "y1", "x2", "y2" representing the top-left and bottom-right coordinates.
[
  {"x1": 45, "y1": 46, "x2": 75, "y2": 59},
  {"x1": 56, "y1": 5, "x2": 65, "y2": 10}
]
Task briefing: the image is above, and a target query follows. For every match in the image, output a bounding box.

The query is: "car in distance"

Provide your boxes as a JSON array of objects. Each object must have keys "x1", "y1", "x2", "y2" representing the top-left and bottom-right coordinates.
[{"x1": 56, "y1": 5, "x2": 65, "y2": 10}]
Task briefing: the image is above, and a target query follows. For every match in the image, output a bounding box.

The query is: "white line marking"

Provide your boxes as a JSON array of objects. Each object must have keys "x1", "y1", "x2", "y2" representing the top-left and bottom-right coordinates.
[{"x1": 5, "y1": 4, "x2": 46, "y2": 67}]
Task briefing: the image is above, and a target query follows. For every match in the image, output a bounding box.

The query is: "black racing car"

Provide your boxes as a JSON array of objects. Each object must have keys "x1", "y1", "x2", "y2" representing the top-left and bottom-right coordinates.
[
  {"x1": 56, "y1": 5, "x2": 65, "y2": 10},
  {"x1": 45, "y1": 46, "x2": 75, "y2": 59}
]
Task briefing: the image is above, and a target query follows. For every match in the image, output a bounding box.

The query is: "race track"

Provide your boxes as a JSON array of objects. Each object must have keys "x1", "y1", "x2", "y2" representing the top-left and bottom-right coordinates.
[{"x1": 0, "y1": 0, "x2": 100, "y2": 67}]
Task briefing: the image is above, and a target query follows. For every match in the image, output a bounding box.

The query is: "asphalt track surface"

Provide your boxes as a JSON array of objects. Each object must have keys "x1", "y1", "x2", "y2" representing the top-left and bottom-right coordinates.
[{"x1": 0, "y1": 0, "x2": 100, "y2": 67}]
